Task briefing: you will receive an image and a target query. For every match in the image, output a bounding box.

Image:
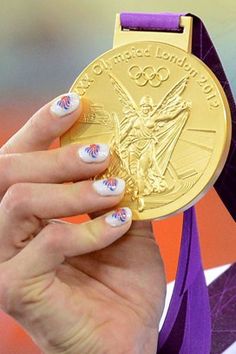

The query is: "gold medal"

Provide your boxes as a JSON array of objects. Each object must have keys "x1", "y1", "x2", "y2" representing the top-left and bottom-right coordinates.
[{"x1": 61, "y1": 17, "x2": 231, "y2": 220}]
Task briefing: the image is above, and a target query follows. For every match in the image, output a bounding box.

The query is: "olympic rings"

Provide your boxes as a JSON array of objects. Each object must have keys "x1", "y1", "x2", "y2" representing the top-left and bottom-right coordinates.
[{"x1": 128, "y1": 65, "x2": 169, "y2": 87}]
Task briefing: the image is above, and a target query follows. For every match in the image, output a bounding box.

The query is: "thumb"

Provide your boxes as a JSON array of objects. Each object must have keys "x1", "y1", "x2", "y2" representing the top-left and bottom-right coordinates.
[{"x1": 128, "y1": 220, "x2": 155, "y2": 239}]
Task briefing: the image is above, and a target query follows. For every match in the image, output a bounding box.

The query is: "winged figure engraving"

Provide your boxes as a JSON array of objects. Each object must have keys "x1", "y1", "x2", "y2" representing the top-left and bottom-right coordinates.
[{"x1": 102, "y1": 73, "x2": 191, "y2": 211}]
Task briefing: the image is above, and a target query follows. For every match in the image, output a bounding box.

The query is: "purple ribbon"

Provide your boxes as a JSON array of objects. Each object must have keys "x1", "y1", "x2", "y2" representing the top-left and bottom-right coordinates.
[
  {"x1": 158, "y1": 207, "x2": 211, "y2": 354},
  {"x1": 120, "y1": 12, "x2": 183, "y2": 32},
  {"x1": 120, "y1": 12, "x2": 235, "y2": 354},
  {"x1": 209, "y1": 263, "x2": 236, "y2": 352}
]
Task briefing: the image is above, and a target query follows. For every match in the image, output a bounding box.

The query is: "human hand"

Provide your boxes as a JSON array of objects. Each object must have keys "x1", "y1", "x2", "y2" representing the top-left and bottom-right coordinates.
[{"x1": 0, "y1": 93, "x2": 166, "y2": 354}]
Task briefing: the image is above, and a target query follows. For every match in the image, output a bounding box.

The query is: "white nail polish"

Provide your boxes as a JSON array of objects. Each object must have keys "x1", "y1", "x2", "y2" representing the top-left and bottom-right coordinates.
[
  {"x1": 93, "y1": 178, "x2": 125, "y2": 196},
  {"x1": 78, "y1": 144, "x2": 109, "y2": 163},
  {"x1": 105, "y1": 207, "x2": 132, "y2": 227},
  {"x1": 50, "y1": 92, "x2": 80, "y2": 117}
]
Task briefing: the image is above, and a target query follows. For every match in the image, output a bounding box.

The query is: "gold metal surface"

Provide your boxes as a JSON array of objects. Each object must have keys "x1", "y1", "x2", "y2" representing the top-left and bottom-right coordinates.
[
  {"x1": 113, "y1": 15, "x2": 193, "y2": 52},
  {"x1": 61, "y1": 41, "x2": 231, "y2": 220}
]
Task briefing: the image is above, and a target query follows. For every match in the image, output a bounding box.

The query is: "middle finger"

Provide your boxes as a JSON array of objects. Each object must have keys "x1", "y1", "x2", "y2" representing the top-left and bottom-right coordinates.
[{"x1": 0, "y1": 143, "x2": 110, "y2": 196}]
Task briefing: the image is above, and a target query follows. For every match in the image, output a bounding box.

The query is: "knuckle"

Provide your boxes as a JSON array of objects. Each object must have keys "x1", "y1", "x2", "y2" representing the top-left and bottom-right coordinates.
[
  {"x1": 1, "y1": 183, "x2": 31, "y2": 215},
  {"x1": 28, "y1": 113, "x2": 45, "y2": 134},
  {"x1": 41, "y1": 222, "x2": 67, "y2": 252},
  {"x1": 54, "y1": 145, "x2": 82, "y2": 182},
  {"x1": 28, "y1": 113, "x2": 49, "y2": 142},
  {"x1": 54, "y1": 146, "x2": 70, "y2": 173},
  {"x1": 0, "y1": 156, "x2": 11, "y2": 193},
  {"x1": 29, "y1": 110, "x2": 57, "y2": 139},
  {"x1": 86, "y1": 222, "x2": 100, "y2": 247},
  {"x1": 0, "y1": 154, "x2": 21, "y2": 186}
]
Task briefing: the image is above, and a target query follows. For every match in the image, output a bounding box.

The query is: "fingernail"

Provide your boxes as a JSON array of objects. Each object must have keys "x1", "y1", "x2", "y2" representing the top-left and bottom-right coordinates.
[
  {"x1": 93, "y1": 178, "x2": 125, "y2": 196},
  {"x1": 78, "y1": 144, "x2": 109, "y2": 163},
  {"x1": 105, "y1": 207, "x2": 132, "y2": 227},
  {"x1": 50, "y1": 92, "x2": 80, "y2": 117}
]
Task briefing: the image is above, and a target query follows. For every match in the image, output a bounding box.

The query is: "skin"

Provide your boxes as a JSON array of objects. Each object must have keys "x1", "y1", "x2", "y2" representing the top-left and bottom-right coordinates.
[{"x1": 0, "y1": 96, "x2": 166, "y2": 354}]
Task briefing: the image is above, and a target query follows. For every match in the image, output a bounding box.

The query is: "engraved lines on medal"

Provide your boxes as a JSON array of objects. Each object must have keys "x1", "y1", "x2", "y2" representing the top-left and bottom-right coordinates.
[
  {"x1": 176, "y1": 128, "x2": 216, "y2": 177},
  {"x1": 156, "y1": 126, "x2": 217, "y2": 207},
  {"x1": 81, "y1": 104, "x2": 114, "y2": 127},
  {"x1": 104, "y1": 72, "x2": 191, "y2": 211},
  {"x1": 68, "y1": 104, "x2": 115, "y2": 143},
  {"x1": 128, "y1": 65, "x2": 169, "y2": 87}
]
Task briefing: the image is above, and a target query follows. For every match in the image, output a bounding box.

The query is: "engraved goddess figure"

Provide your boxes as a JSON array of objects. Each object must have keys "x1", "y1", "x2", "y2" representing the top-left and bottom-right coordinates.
[{"x1": 105, "y1": 73, "x2": 191, "y2": 211}]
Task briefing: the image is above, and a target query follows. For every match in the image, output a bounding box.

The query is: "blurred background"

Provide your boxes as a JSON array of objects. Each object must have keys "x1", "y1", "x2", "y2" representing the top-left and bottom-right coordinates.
[{"x1": 0, "y1": 1, "x2": 235, "y2": 353}]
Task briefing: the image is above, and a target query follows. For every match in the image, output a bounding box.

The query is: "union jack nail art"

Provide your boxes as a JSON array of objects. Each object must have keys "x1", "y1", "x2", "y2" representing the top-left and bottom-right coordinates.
[
  {"x1": 102, "y1": 177, "x2": 118, "y2": 191},
  {"x1": 93, "y1": 178, "x2": 125, "y2": 196},
  {"x1": 105, "y1": 207, "x2": 132, "y2": 227},
  {"x1": 78, "y1": 144, "x2": 109, "y2": 163},
  {"x1": 50, "y1": 92, "x2": 80, "y2": 117}
]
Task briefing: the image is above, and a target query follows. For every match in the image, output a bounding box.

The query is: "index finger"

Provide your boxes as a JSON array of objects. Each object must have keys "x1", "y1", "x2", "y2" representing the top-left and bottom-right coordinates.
[{"x1": 0, "y1": 92, "x2": 82, "y2": 154}]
